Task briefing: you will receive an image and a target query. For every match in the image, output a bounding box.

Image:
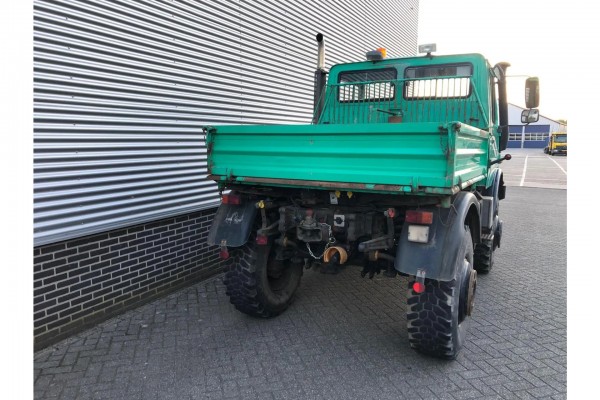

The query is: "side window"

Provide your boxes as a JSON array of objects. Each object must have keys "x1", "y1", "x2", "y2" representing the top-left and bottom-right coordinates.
[
  {"x1": 338, "y1": 68, "x2": 397, "y2": 102},
  {"x1": 404, "y1": 64, "x2": 472, "y2": 99}
]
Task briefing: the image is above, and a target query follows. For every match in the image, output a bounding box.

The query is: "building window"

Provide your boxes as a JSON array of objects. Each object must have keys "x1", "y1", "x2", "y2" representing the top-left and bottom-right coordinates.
[
  {"x1": 509, "y1": 133, "x2": 520, "y2": 141},
  {"x1": 524, "y1": 133, "x2": 549, "y2": 141}
]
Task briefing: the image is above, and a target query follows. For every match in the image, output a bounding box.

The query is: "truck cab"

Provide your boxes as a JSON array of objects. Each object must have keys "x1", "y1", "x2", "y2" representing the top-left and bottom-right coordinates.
[
  {"x1": 545, "y1": 132, "x2": 567, "y2": 155},
  {"x1": 318, "y1": 53, "x2": 496, "y2": 131}
]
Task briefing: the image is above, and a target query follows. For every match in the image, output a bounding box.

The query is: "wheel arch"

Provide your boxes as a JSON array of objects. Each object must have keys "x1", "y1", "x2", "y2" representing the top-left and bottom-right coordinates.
[
  {"x1": 484, "y1": 168, "x2": 505, "y2": 201},
  {"x1": 465, "y1": 202, "x2": 481, "y2": 247}
]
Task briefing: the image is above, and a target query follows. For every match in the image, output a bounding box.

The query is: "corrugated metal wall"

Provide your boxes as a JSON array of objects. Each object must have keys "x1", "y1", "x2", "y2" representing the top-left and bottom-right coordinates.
[{"x1": 34, "y1": 0, "x2": 419, "y2": 246}]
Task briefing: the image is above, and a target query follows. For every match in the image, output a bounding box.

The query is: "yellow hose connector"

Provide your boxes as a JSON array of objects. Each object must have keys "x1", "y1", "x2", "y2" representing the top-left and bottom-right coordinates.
[{"x1": 323, "y1": 246, "x2": 348, "y2": 265}]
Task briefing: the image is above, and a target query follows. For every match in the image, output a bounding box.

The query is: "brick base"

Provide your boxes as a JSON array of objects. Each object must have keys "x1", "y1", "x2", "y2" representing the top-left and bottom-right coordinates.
[{"x1": 33, "y1": 208, "x2": 223, "y2": 350}]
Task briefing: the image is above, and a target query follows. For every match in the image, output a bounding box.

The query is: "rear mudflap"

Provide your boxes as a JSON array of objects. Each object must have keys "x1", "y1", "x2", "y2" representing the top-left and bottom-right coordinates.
[{"x1": 207, "y1": 202, "x2": 258, "y2": 247}]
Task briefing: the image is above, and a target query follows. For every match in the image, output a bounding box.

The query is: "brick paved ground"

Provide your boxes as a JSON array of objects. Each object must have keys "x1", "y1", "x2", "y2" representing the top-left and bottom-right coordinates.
[{"x1": 34, "y1": 186, "x2": 567, "y2": 399}]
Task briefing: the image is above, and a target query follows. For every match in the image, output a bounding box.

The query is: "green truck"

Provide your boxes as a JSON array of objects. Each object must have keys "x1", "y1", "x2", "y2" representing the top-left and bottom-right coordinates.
[{"x1": 205, "y1": 34, "x2": 540, "y2": 359}]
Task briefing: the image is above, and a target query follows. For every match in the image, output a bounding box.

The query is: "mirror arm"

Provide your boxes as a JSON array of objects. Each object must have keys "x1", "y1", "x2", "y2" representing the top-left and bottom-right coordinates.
[{"x1": 489, "y1": 154, "x2": 512, "y2": 167}]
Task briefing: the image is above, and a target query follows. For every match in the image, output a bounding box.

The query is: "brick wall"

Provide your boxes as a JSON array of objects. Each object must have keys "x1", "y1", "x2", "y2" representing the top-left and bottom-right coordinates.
[{"x1": 33, "y1": 209, "x2": 223, "y2": 350}]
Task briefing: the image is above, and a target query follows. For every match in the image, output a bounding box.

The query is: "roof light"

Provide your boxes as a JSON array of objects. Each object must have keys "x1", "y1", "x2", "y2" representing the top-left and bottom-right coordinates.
[{"x1": 366, "y1": 47, "x2": 387, "y2": 61}]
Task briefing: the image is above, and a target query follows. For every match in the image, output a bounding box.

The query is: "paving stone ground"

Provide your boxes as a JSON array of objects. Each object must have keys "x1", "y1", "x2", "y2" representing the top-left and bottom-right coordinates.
[{"x1": 34, "y1": 186, "x2": 567, "y2": 400}]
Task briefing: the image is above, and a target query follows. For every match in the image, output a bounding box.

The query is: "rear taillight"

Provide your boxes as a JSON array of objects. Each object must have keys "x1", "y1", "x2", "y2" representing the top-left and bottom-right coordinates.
[
  {"x1": 405, "y1": 210, "x2": 433, "y2": 225},
  {"x1": 222, "y1": 193, "x2": 242, "y2": 205},
  {"x1": 256, "y1": 235, "x2": 268, "y2": 245}
]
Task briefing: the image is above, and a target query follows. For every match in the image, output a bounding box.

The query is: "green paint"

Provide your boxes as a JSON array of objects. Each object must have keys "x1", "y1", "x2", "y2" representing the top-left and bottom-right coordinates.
[{"x1": 206, "y1": 53, "x2": 502, "y2": 195}]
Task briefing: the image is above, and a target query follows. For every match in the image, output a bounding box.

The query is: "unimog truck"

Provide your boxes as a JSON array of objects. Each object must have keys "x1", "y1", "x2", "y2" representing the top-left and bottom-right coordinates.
[{"x1": 205, "y1": 34, "x2": 540, "y2": 359}]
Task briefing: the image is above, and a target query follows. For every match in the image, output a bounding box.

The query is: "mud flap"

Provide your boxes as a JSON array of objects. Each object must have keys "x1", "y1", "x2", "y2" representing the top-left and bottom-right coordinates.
[
  {"x1": 394, "y1": 192, "x2": 480, "y2": 282},
  {"x1": 207, "y1": 202, "x2": 258, "y2": 247}
]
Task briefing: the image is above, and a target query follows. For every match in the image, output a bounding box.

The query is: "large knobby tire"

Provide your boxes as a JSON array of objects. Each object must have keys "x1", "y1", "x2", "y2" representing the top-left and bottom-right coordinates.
[
  {"x1": 406, "y1": 227, "x2": 476, "y2": 359},
  {"x1": 474, "y1": 239, "x2": 494, "y2": 274},
  {"x1": 222, "y1": 238, "x2": 303, "y2": 318}
]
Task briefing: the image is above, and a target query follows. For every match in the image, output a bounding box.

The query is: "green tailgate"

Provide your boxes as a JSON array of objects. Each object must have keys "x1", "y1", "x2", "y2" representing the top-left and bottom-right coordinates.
[{"x1": 206, "y1": 122, "x2": 489, "y2": 195}]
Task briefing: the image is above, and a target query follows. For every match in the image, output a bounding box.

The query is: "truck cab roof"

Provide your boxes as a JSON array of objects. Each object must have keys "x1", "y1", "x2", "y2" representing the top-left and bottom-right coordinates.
[{"x1": 328, "y1": 53, "x2": 491, "y2": 81}]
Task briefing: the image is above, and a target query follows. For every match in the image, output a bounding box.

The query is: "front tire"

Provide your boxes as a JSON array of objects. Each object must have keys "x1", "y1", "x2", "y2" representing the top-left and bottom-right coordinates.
[
  {"x1": 474, "y1": 239, "x2": 494, "y2": 273},
  {"x1": 223, "y1": 238, "x2": 303, "y2": 318},
  {"x1": 406, "y1": 227, "x2": 476, "y2": 359}
]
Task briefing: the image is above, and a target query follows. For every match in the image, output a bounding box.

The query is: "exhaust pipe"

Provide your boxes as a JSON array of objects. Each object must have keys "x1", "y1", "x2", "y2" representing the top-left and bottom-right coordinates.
[
  {"x1": 316, "y1": 33, "x2": 325, "y2": 69},
  {"x1": 313, "y1": 33, "x2": 327, "y2": 124}
]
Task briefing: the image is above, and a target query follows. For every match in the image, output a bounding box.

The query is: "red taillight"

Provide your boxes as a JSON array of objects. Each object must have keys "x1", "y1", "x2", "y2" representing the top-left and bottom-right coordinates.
[
  {"x1": 256, "y1": 235, "x2": 268, "y2": 245},
  {"x1": 219, "y1": 249, "x2": 230, "y2": 260},
  {"x1": 405, "y1": 210, "x2": 433, "y2": 225},
  {"x1": 222, "y1": 194, "x2": 241, "y2": 205},
  {"x1": 413, "y1": 281, "x2": 425, "y2": 293}
]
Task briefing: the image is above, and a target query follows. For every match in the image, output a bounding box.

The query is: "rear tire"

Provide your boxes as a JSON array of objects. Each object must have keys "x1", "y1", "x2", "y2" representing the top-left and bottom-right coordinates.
[
  {"x1": 406, "y1": 227, "x2": 476, "y2": 359},
  {"x1": 223, "y1": 238, "x2": 303, "y2": 318}
]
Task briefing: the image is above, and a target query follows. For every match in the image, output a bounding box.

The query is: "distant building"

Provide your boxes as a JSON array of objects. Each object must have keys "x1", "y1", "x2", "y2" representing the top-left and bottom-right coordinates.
[{"x1": 507, "y1": 103, "x2": 567, "y2": 149}]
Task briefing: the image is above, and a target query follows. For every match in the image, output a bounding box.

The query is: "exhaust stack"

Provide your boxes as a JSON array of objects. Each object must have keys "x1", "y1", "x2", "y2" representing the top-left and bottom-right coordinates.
[
  {"x1": 494, "y1": 62, "x2": 511, "y2": 151},
  {"x1": 313, "y1": 33, "x2": 327, "y2": 124},
  {"x1": 316, "y1": 33, "x2": 325, "y2": 69}
]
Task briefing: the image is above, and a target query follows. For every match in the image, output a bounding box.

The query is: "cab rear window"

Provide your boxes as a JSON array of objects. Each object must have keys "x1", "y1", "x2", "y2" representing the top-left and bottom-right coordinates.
[
  {"x1": 338, "y1": 68, "x2": 397, "y2": 102},
  {"x1": 404, "y1": 63, "x2": 472, "y2": 99}
]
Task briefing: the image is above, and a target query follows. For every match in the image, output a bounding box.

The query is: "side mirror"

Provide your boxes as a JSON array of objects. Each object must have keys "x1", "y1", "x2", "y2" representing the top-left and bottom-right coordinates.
[
  {"x1": 525, "y1": 77, "x2": 539, "y2": 108},
  {"x1": 521, "y1": 108, "x2": 540, "y2": 124}
]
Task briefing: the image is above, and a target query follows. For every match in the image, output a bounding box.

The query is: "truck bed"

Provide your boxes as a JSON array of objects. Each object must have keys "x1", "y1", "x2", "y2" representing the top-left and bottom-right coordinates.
[{"x1": 206, "y1": 122, "x2": 490, "y2": 195}]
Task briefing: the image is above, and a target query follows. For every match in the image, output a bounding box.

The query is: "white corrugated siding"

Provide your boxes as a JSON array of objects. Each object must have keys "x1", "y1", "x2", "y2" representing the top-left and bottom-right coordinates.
[{"x1": 34, "y1": 0, "x2": 419, "y2": 246}]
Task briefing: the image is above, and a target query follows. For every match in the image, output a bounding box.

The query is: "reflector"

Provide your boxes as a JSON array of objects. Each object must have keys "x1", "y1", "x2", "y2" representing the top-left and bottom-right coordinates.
[
  {"x1": 413, "y1": 282, "x2": 425, "y2": 293},
  {"x1": 219, "y1": 249, "x2": 230, "y2": 259},
  {"x1": 405, "y1": 210, "x2": 433, "y2": 225},
  {"x1": 222, "y1": 194, "x2": 241, "y2": 205}
]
